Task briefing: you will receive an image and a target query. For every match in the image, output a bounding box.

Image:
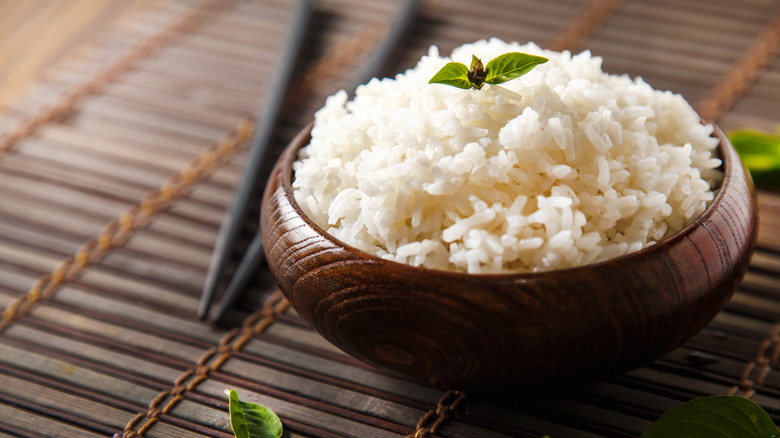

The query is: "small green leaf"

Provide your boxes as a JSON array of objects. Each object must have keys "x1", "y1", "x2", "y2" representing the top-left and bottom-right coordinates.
[
  {"x1": 729, "y1": 128, "x2": 780, "y2": 189},
  {"x1": 641, "y1": 395, "x2": 780, "y2": 438},
  {"x1": 428, "y1": 62, "x2": 471, "y2": 89},
  {"x1": 485, "y1": 52, "x2": 548, "y2": 85},
  {"x1": 430, "y1": 52, "x2": 547, "y2": 90},
  {"x1": 227, "y1": 389, "x2": 283, "y2": 438}
]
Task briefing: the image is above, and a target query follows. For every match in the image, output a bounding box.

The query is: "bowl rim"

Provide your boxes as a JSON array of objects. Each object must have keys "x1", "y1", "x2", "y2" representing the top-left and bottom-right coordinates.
[{"x1": 277, "y1": 120, "x2": 742, "y2": 280}]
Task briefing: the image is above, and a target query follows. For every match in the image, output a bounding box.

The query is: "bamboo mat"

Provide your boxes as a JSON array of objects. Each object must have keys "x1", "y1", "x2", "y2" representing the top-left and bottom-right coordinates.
[{"x1": 0, "y1": 0, "x2": 780, "y2": 437}]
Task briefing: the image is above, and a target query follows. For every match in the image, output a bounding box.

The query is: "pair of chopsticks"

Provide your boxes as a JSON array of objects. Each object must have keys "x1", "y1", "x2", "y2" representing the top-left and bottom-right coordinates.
[{"x1": 198, "y1": 0, "x2": 420, "y2": 321}]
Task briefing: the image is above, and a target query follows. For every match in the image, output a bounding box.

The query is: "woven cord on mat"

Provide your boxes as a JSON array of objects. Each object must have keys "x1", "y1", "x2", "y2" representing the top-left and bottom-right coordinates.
[
  {"x1": 0, "y1": 119, "x2": 255, "y2": 333},
  {"x1": 546, "y1": 0, "x2": 626, "y2": 52},
  {"x1": 120, "y1": 291, "x2": 289, "y2": 437},
  {"x1": 729, "y1": 323, "x2": 780, "y2": 397},
  {"x1": 695, "y1": 10, "x2": 780, "y2": 121},
  {"x1": 405, "y1": 390, "x2": 466, "y2": 438},
  {"x1": 0, "y1": 0, "x2": 226, "y2": 154}
]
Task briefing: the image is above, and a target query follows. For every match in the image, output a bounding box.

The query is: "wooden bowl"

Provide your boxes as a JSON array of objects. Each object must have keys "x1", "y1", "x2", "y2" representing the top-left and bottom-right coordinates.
[{"x1": 261, "y1": 123, "x2": 758, "y2": 392}]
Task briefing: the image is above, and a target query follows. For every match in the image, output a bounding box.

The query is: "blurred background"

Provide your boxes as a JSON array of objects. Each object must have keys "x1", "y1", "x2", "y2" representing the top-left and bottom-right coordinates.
[{"x1": 0, "y1": 1, "x2": 169, "y2": 107}]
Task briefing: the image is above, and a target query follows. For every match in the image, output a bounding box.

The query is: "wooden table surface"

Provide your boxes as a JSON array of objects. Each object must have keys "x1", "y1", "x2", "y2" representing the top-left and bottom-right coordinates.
[{"x1": 0, "y1": 0, "x2": 780, "y2": 437}]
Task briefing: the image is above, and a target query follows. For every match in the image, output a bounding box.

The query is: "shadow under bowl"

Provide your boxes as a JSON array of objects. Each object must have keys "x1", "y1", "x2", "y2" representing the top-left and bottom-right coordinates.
[{"x1": 261, "y1": 123, "x2": 758, "y2": 392}]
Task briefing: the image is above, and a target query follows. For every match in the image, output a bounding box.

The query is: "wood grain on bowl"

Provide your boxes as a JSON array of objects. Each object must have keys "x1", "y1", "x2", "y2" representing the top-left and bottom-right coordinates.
[{"x1": 260, "y1": 123, "x2": 758, "y2": 392}]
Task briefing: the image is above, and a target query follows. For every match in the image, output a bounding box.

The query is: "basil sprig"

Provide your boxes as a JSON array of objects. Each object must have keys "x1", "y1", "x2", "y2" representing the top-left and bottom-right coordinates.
[
  {"x1": 729, "y1": 127, "x2": 780, "y2": 189},
  {"x1": 226, "y1": 389, "x2": 283, "y2": 438},
  {"x1": 429, "y1": 52, "x2": 548, "y2": 90}
]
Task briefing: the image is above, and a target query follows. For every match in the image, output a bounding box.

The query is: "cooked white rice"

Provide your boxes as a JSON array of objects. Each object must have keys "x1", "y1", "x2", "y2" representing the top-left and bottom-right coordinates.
[{"x1": 292, "y1": 39, "x2": 722, "y2": 274}]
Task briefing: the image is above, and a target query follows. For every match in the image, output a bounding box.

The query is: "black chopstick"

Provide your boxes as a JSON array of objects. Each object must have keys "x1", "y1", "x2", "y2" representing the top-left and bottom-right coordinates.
[
  {"x1": 198, "y1": 0, "x2": 314, "y2": 320},
  {"x1": 210, "y1": 0, "x2": 421, "y2": 321}
]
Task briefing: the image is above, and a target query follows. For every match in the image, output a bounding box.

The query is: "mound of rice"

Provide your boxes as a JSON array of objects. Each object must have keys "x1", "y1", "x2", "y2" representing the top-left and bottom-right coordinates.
[{"x1": 292, "y1": 39, "x2": 722, "y2": 274}]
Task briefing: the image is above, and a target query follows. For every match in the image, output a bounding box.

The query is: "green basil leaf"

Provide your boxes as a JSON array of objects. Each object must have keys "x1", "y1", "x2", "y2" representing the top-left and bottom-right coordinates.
[
  {"x1": 428, "y1": 62, "x2": 471, "y2": 89},
  {"x1": 485, "y1": 52, "x2": 548, "y2": 85},
  {"x1": 641, "y1": 395, "x2": 780, "y2": 438},
  {"x1": 729, "y1": 128, "x2": 780, "y2": 189},
  {"x1": 227, "y1": 389, "x2": 283, "y2": 438}
]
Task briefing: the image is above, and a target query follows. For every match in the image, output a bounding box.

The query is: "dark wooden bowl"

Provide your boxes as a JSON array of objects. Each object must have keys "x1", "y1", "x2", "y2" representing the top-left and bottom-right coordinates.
[{"x1": 261, "y1": 123, "x2": 758, "y2": 392}]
